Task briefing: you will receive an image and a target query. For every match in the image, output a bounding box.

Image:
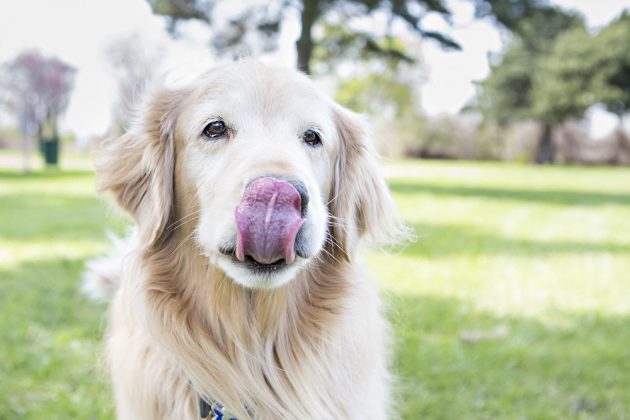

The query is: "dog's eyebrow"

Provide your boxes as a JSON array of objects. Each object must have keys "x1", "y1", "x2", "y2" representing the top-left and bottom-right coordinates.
[{"x1": 301, "y1": 122, "x2": 328, "y2": 135}]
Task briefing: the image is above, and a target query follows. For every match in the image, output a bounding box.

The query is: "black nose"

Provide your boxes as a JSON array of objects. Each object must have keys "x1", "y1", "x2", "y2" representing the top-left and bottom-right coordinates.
[
  {"x1": 246, "y1": 175, "x2": 309, "y2": 216},
  {"x1": 290, "y1": 180, "x2": 309, "y2": 217}
]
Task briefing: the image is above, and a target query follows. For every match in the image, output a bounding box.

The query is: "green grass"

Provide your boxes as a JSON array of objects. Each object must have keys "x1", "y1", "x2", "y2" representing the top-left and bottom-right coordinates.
[
  {"x1": 1, "y1": 161, "x2": 629, "y2": 419},
  {"x1": 0, "y1": 169, "x2": 117, "y2": 418}
]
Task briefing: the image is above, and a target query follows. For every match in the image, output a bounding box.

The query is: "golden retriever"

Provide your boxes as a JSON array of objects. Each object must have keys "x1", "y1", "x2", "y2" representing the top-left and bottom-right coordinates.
[{"x1": 86, "y1": 59, "x2": 406, "y2": 419}]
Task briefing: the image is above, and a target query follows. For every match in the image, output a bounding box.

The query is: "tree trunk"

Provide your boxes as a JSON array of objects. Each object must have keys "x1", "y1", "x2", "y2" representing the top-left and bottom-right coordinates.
[
  {"x1": 18, "y1": 106, "x2": 33, "y2": 173},
  {"x1": 296, "y1": 0, "x2": 319, "y2": 75},
  {"x1": 21, "y1": 134, "x2": 32, "y2": 174},
  {"x1": 614, "y1": 113, "x2": 629, "y2": 165},
  {"x1": 535, "y1": 122, "x2": 554, "y2": 164}
]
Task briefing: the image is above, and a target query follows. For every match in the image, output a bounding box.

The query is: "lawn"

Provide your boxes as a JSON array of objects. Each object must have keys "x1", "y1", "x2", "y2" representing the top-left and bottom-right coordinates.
[{"x1": 1, "y1": 160, "x2": 629, "y2": 419}]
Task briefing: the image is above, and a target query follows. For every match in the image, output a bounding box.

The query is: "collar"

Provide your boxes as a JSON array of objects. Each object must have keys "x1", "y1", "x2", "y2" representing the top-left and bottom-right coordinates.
[{"x1": 199, "y1": 397, "x2": 237, "y2": 420}]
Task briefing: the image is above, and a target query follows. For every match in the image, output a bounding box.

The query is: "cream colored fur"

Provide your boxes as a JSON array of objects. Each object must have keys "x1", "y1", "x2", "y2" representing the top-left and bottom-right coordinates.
[{"x1": 88, "y1": 60, "x2": 406, "y2": 419}]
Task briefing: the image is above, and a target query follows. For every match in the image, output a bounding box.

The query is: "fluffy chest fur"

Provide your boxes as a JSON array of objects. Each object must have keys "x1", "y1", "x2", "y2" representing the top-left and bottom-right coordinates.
[{"x1": 106, "y1": 243, "x2": 390, "y2": 419}]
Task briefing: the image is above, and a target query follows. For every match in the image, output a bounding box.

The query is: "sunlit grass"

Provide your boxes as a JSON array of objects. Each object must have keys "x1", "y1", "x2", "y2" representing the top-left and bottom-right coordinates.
[
  {"x1": 372, "y1": 160, "x2": 630, "y2": 418},
  {"x1": 1, "y1": 161, "x2": 629, "y2": 418}
]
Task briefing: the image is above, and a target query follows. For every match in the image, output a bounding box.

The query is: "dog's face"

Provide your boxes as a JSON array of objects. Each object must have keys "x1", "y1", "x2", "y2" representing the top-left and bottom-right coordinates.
[
  {"x1": 177, "y1": 67, "x2": 336, "y2": 288},
  {"x1": 97, "y1": 60, "x2": 402, "y2": 290}
]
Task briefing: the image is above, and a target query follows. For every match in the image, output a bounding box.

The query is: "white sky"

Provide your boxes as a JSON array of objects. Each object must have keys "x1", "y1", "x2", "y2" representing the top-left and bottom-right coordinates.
[{"x1": 1, "y1": 0, "x2": 629, "y2": 139}]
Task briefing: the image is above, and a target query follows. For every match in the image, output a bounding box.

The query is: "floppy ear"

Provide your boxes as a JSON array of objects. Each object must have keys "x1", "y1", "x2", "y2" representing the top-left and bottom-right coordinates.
[
  {"x1": 329, "y1": 105, "x2": 408, "y2": 260},
  {"x1": 95, "y1": 88, "x2": 185, "y2": 249}
]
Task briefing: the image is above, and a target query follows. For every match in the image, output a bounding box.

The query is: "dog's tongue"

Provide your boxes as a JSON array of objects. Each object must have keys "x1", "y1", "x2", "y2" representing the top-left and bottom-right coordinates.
[{"x1": 235, "y1": 178, "x2": 305, "y2": 265}]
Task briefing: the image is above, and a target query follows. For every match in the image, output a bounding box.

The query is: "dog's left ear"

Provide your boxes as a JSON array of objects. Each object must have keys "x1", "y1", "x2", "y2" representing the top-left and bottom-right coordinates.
[
  {"x1": 329, "y1": 105, "x2": 408, "y2": 260},
  {"x1": 95, "y1": 88, "x2": 187, "y2": 249}
]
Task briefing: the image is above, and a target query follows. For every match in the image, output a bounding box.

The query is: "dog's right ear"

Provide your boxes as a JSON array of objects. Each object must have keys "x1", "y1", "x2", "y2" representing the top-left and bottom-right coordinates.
[{"x1": 95, "y1": 88, "x2": 187, "y2": 249}]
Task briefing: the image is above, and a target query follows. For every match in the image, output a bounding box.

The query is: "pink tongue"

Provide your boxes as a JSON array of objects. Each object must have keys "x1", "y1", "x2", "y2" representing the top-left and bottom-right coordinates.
[{"x1": 235, "y1": 178, "x2": 305, "y2": 265}]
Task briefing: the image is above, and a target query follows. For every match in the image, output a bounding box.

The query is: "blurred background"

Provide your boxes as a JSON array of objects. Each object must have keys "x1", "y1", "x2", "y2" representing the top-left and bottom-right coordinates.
[{"x1": 0, "y1": 0, "x2": 629, "y2": 418}]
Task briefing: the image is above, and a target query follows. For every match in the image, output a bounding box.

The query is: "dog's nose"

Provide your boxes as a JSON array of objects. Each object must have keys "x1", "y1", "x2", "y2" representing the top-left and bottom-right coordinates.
[
  {"x1": 289, "y1": 180, "x2": 309, "y2": 217},
  {"x1": 246, "y1": 175, "x2": 309, "y2": 216}
]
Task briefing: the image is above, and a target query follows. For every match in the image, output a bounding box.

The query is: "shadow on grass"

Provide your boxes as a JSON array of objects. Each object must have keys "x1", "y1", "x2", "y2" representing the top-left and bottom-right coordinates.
[
  {"x1": 403, "y1": 222, "x2": 630, "y2": 258},
  {"x1": 389, "y1": 181, "x2": 630, "y2": 207},
  {"x1": 385, "y1": 291, "x2": 630, "y2": 419}
]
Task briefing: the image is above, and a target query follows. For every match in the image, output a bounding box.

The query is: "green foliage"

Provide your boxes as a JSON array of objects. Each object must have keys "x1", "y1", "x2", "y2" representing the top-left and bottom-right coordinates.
[
  {"x1": 475, "y1": 3, "x2": 588, "y2": 163},
  {"x1": 148, "y1": 0, "x2": 212, "y2": 25},
  {"x1": 477, "y1": 41, "x2": 536, "y2": 124},
  {"x1": 334, "y1": 69, "x2": 425, "y2": 157},
  {"x1": 313, "y1": 24, "x2": 416, "y2": 71},
  {"x1": 508, "y1": 4, "x2": 583, "y2": 52},
  {"x1": 473, "y1": 0, "x2": 549, "y2": 31},
  {"x1": 591, "y1": 12, "x2": 630, "y2": 116},
  {"x1": 479, "y1": 6, "x2": 630, "y2": 131},
  {"x1": 532, "y1": 14, "x2": 630, "y2": 126},
  {"x1": 335, "y1": 72, "x2": 415, "y2": 115},
  {"x1": 532, "y1": 26, "x2": 595, "y2": 124},
  {"x1": 473, "y1": 0, "x2": 583, "y2": 50},
  {"x1": 2, "y1": 161, "x2": 630, "y2": 418},
  {"x1": 477, "y1": 5, "x2": 585, "y2": 125}
]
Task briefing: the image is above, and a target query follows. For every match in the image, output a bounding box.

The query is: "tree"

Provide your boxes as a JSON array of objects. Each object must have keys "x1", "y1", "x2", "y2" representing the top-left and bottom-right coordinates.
[
  {"x1": 473, "y1": 0, "x2": 581, "y2": 49},
  {"x1": 311, "y1": 22, "x2": 419, "y2": 74},
  {"x1": 530, "y1": 26, "x2": 597, "y2": 163},
  {"x1": 475, "y1": 4, "x2": 584, "y2": 163},
  {"x1": 147, "y1": 0, "x2": 461, "y2": 74},
  {"x1": 591, "y1": 12, "x2": 630, "y2": 162},
  {"x1": 476, "y1": 41, "x2": 534, "y2": 125},
  {"x1": 0, "y1": 51, "x2": 76, "y2": 169}
]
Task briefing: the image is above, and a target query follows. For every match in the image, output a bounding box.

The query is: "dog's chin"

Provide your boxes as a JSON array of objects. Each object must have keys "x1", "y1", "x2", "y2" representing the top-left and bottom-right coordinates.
[{"x1": 215, "y1": 255, "x2": 308, "y2": 290}]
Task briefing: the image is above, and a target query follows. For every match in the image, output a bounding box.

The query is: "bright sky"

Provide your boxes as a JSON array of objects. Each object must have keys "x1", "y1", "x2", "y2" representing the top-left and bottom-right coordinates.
[{"x1": 1, "y1": 0, "x2": 629, "y2": 139}]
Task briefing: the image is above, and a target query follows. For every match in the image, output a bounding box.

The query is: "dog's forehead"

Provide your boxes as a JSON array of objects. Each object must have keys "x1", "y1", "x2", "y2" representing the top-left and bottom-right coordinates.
[{"x1": 190, "y1": 62, "x2": 333, "y2": 123}]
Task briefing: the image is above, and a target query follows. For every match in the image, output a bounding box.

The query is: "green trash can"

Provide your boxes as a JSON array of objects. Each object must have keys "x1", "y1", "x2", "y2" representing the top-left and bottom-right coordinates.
[{"x1": 41, "y1": 138, "x2": 59, "y2": 165}]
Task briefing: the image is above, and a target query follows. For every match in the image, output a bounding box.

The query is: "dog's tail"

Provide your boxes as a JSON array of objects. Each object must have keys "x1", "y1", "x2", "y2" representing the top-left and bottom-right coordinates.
[{"x1": 82, "y1": 231, "x2": 135, "y2": 301}]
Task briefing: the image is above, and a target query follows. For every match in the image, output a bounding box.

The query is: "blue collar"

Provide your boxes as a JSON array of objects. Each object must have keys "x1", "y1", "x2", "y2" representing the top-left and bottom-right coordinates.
[{"x1": 199, "y1": 397, "x2": 237, "y2": 419}]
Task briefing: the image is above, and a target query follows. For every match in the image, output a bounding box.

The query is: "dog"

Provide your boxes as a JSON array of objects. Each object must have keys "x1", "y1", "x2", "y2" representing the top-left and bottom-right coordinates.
[{"x1": 85, "y1": 59, "x2": 406, "y2": 419}]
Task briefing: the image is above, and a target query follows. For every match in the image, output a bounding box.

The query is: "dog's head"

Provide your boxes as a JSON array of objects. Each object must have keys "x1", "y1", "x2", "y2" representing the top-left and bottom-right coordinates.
[{"x1": 97, "y1": 60, "x2": 403, "y2": 289}]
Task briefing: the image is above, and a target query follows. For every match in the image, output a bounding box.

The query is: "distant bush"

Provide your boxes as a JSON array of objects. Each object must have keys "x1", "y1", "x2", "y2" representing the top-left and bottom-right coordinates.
[
  {"x1": 0, "y1": 125, "x2": 21, "y2": 149},
  {"x1": 502, "y1": 121, "x2": 539, "y2": 162},
  {"x1": 377, "y1": 112, "x2": 628, "y2": 165}
]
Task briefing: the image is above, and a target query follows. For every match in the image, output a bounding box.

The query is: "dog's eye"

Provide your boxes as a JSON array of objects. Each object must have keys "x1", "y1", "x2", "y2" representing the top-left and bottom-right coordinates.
[
  {"x1": 202, "y1": 120, "x2": 227, "y2": 139},
  {"x1": 302, "y1": 129, "x2": 322, "y2": 147}
]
